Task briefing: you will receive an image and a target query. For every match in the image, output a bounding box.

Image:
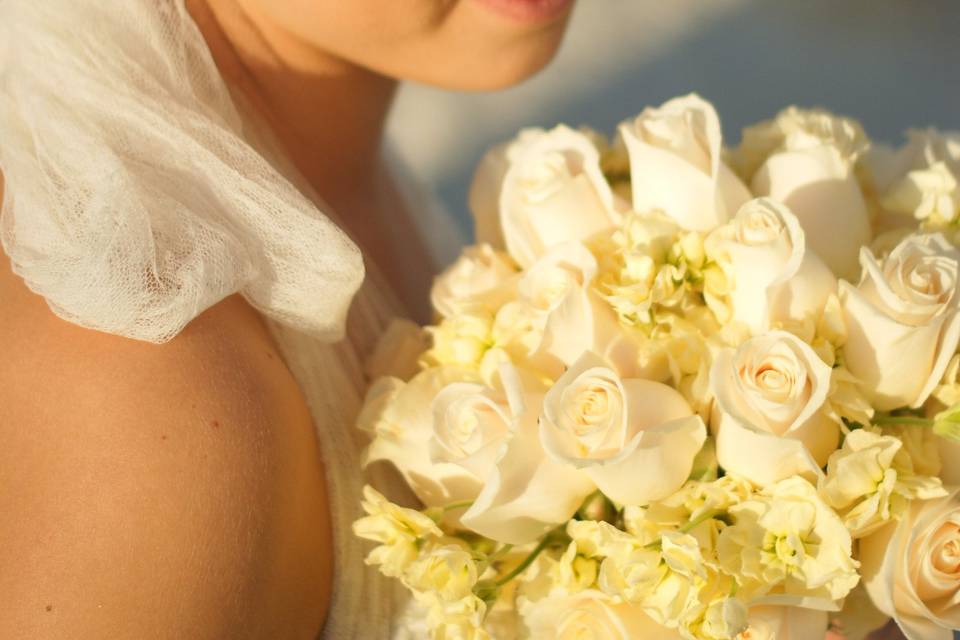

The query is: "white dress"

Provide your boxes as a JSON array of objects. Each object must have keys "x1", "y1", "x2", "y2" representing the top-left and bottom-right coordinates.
[{"x1": 0, "y1": 1, "x2": 462, "y2": 637}]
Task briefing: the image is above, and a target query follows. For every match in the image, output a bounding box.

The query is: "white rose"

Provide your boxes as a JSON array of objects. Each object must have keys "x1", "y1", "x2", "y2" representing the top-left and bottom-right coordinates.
[
  {"x1": 515, "y1": 241, "x2": 640, "y2": 378},
  {"x1": 840, "y1": 232, "x2": 960, "y2": 410},
  {"x1": 540, "y1": 351, "x2": 707, "y2": 506},
  {"x1": 363, "y1": 366, "x2": 484, "y2": 508},
  {"x1": 430, "y1": 244, "x2": 519, "y2": 319},
  {"x1": 520, "y1": 589, "x2": 683, "y2": 640},
  {"x1": 739, "y1": 107, "x2": 871, "y2": 280},
  {"x1": 469, "y1": 128, "x2": 542, "y2": 249},
  {"x1": 620, "y1": 93, "x2": 750, "y2": 232},
  {"x1": 711, "y1": 331, "x2": 839, "y2": 486},
  {"x1": 706, "y1": 198, "x2": 837, "y2": 334},
  {"x1": 860, "y1": 486, "x2": 960, "y2": 640},
  {"x1": 431, "y1": 373, "x2": 595, "y2": 545},
  {"x1": 470, "y1": 125, "x2": 621, "y2": 268}
]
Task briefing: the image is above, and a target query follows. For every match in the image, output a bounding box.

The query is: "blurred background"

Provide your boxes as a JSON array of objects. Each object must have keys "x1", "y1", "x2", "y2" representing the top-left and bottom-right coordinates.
[{"x1": 387, "y1": 0, "x2": 960, "y2": 240}]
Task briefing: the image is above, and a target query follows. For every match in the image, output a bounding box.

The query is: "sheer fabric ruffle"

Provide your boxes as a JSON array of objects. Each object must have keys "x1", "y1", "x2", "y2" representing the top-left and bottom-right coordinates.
[{"x1": 0, "y1": 0, "x2": 364, "y2": 343}]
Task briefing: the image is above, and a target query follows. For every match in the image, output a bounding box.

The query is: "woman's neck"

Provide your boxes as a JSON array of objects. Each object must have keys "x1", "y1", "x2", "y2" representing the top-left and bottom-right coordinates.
[
  {"x1": 186, "y1": 0, "x2": 397, "y2": 214},
  {"x1": 185, "y1": 0, "x2": 435, "y2": 321}
]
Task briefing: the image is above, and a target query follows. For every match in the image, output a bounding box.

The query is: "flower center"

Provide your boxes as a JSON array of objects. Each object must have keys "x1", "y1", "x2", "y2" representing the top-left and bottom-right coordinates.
[
  {"x1": 573, "y1": 386, "x2": 612, "y2": 435},
  {"x1": 520, "y1": 151, "x2": 576, "y2": 204},
  {"x1": 735, "y1": 209, "x2": 783, "y2": 245},
  {"x1": 887, "y1": 246, "x2": 958, "y2": 312},
  {"x1": 931, "y1": 523, "x2": 960, "y2": 575},
  {"x1": 763, "y1": 530, "x2": 809, "y2": 574}
]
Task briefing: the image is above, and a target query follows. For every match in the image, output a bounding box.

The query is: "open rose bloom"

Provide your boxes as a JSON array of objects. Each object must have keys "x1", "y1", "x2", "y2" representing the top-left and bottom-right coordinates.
[{"x1": 353, "y1": 95, "x2": 960, "y2": 639}]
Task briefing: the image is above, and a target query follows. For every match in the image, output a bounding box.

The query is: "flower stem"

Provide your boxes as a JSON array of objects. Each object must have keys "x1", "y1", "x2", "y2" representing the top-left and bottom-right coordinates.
[
  {"x1": 872, "y1": 415, "x2": 932, "y2": 428},
  {"x1": 645, "y1": 509, "x2": 722, "y2": 550},
  {"x1": 679, "y1": 509, "x2": 722, "y2": 534},
  {"x1": 441, "y1": 500, "x2": 475, "y2": 512},
  {"x1": 478, "y1": 543, "x2": 514, "y2": 574},
  {"x1": 495, "y1": 532, "x2": 555, "y2": 587}
]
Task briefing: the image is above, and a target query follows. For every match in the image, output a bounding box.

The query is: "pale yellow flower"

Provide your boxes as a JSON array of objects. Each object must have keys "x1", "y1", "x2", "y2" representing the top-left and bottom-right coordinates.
[
  {"x1": 416, "y1": 592, "x2": 490, "y2": 640},
  {"x1": 421, "y1": 312, "x2": 494, "y2": 369},
  {"x1": 405, "y1": 542, "x2": 480, "y2": 603},
  {"x1": 717, "y1": 477, "x2": 859, "y2": 605},
  {"x1": 680, "y1": 588, "x2": 748, "y2": 640},
  {"x1": 623, "y1": 475, "x2": 752, "y2": 556},
  {"x1": 556, "y1": 541, "x2": 598, "y2": 594},
  {"x1": 883, "y1": 161, "x2": 960, "y2": 225},
  {"x1": 880, "y1": 423, "x2": 942, "y2": 477},
  {"x1": 640, "y1": 565, "x2": 703, "y2": 629},
  {"x1": 353, "y1": 485, "x2": 442, "y2": 578},
  {"x1": 568, "y1": 520, "x2": 665, "y2": 604},
  {"x1": 819, "y1": 429, "x2": 947, "y2": 538}
]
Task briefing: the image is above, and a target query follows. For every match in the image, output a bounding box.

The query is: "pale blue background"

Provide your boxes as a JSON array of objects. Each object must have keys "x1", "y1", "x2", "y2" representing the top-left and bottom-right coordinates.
[{"x1": 389, "y1": 0, "x2": 960, "y2": 239}]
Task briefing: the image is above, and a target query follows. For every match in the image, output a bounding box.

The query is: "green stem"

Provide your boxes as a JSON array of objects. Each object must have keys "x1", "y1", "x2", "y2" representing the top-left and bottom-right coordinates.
[
  {"x1": 646, "y1": 509, "x2": 721, "y2": 550},
  {"x1": 478, "y1": 543, "x2": 514, "y2": 574},
  {"x1": 495, "y1": 533, "x2": 554, "y2": 587},
  {"x1": 441, "y1": 500, "x2": 474, "y2": 512},
  {"x1": 679, "y1": 509, "x2": 721, "y2": 534},
  {"x1": 872, "y1": 416, "x2": 932, "y2": 428}
]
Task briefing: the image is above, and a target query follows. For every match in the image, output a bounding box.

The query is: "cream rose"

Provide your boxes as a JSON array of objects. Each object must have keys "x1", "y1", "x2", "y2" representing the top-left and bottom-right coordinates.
[
  {"x1": 706, "y1": 198, "x2": 837, "y2": 334},
  {"x1": 469, "y1": 125, "x2": 621, "y2": 268},
  {"x1": 520, "y1": 589, "x2": 683, "y2": 640},
  {"x1": 540, "y1": 351, "x2": 706, "y2": 505},
  {"x1": 860, "y1": 486, "x2": 960, "y2": 640},
  {"x1": 362, "y1": 366, "x2": 485, "y2": 509},
  {"x1": 620, "y1": 93, "x2": 750, "y2": 232},
  {"x1": 738, "y1": 107, "x2": 872, "y2": 280},
  {"x1": 840, "y1": 232, "x2": 960, "y2": 411},
  {"x1": 430, "y1": 244, "x2": 519, "y2": 319},
  {"x1": 430, "y1": 374, "x2": 595, "y2": 545},
  {"x1": 711, "y1": 331, "x2": 839, "y2": 486},
  {"x1": 514, "y1": 241, "x2": 640, "y2": 378}
]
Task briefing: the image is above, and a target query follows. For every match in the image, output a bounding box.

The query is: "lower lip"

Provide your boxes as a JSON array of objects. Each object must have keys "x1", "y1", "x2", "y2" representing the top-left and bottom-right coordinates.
[{"x1": 474, "y1": 0, "x2": 574, "y2": 23}]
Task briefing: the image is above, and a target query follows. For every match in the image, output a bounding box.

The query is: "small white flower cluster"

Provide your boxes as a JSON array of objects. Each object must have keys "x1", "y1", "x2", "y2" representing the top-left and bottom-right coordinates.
[{"x1": 354, "y1": 95, "x2": 960, "y2": 639}]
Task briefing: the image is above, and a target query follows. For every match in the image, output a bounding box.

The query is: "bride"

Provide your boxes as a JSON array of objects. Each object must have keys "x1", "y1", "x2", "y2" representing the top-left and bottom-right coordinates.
[{"x1": 0, "y1": 0, "x2": 574, "y2": 637}]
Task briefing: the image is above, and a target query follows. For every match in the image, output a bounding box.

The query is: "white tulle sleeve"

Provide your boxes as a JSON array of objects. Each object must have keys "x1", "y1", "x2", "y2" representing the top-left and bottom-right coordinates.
[{"x1": 0, "y1": 0, "x2": 364, "y2": 344}]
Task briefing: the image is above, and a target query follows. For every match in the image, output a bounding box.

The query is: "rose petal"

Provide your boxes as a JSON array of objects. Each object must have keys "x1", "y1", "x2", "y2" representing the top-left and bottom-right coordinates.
[
  {"x1": 586, "y1": 414, "x2": 706, "y2": 505},
  {"x1": 714, "y1": 409, "x2": 823, "y2": 486},
  {"x1": 460, "y1": 399, "x2": 596, "y2": 545},
  {"x1": 621, "y1": 94, "x2": 749, "y2": 232},
  {"x1": 840, "y1": 280, "x2": 960, "y2": 410},
  {"x1": 751, "y1": 145, "x2": 870, "y2": 280}
]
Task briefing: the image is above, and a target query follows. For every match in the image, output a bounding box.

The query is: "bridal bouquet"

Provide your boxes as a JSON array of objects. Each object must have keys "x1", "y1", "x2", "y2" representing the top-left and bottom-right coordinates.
[{"x1": 353, "y1": 94, "x2": 960, "y2": 640}]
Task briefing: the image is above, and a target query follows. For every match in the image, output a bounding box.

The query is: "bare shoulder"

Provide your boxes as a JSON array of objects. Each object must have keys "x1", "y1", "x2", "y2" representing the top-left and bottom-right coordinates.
[{"x1": 0, "y1": 209, "x2": 332, "y2": 638}]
